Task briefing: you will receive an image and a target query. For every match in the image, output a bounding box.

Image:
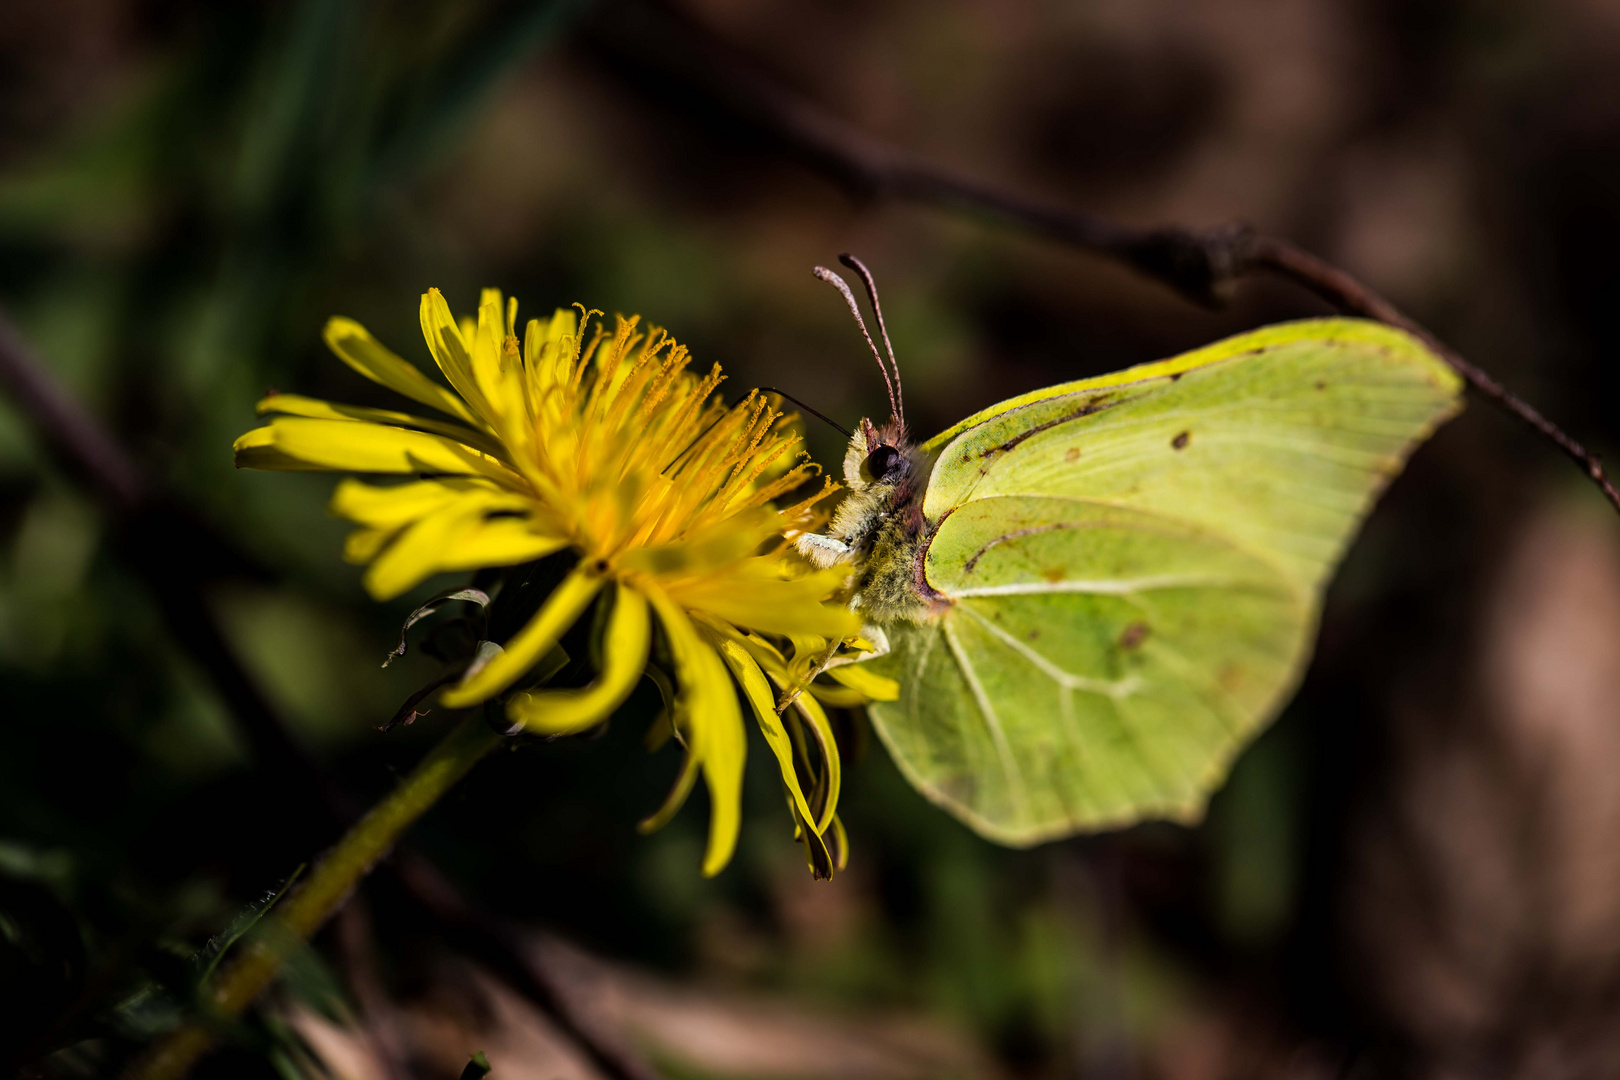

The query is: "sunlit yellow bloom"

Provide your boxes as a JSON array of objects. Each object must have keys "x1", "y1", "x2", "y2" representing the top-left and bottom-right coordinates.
[{"x1": 235, "y1": 288, "x2": 862, "y2": 875}]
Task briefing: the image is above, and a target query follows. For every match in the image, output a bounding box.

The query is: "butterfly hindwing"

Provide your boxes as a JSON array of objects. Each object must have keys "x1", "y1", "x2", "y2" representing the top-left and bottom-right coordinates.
[
  {"x1": 866, "y1": 318, "x2": 1462, "y2": 843},
  {"x1": 875, "y1": 497, "x2": 1306, "y2": 844}
]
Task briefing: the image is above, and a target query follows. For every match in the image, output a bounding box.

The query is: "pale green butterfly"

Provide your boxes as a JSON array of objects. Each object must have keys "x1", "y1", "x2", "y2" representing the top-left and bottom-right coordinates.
[{"x1": 794, "y1": 255, "x2": 1462, "y2": 846}]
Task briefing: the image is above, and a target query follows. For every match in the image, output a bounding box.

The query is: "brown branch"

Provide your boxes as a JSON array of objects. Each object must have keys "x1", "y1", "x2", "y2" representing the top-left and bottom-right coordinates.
[
  {"x1": 588, "y1": 0, "x2": 1620, "y2": 517},
  {"x1": 1247, "y1": 238, "x2": 1620, "y2": 512},
  {"x1": 0, "y1": 313, "x2": 143, "y2": 509},
  {"x1": 0, "y1": 307, "x2": 662, "y2": 1080}
]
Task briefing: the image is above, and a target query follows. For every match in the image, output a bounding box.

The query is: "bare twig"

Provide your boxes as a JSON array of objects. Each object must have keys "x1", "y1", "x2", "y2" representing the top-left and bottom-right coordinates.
[
  {"x1": 0, "y1": 312, "x2": 143, "y2": 509},
  {"x1": 0, "y1": 307, "x2": 662, "y2": 1080},
  {"x1": 588, "y1": 0, "x2": 1620, "y2": 517},
  {"x1": 1247, "y1": 238, "x2": 1620, "y2": 512}
]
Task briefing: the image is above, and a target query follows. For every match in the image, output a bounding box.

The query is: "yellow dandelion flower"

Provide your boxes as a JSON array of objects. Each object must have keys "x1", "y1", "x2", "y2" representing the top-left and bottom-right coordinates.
[{"x1": 234, "y1": 287, "x2": 861, "y2": 876}]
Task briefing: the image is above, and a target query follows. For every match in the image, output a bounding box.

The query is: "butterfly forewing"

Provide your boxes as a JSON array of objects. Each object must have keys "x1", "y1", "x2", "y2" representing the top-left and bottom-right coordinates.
[
  {"x1": 923, "y1": 318, "x2": 1463, "y2": 593},
  {"x1": 867, "y1": 318, "x2": 1462, "y2": 843}
]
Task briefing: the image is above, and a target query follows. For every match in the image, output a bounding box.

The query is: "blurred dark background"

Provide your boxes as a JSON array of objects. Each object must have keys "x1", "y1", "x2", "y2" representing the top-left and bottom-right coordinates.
[{"x1": 3, "y1": 1, "x2": 1620, "y2": 1077}]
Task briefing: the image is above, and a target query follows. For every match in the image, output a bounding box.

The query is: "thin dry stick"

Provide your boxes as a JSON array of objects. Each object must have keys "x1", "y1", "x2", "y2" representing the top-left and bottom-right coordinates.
[
  {"x1": 0, "y1": 308, "x2": 663, "y2": 1080},
  {"x1": 0, "y1": 312, "x2": 143, "y2": 508},
  {"x1": 590, "y1": 0, "x2": 1620, "y2": 516},
  {"x1": 1247, "y1": 237, "x2": 1620, "y2": 510}
]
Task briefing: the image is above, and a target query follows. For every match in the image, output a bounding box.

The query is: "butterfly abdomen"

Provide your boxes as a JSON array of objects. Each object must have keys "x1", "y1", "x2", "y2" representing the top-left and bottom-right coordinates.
[
  {"x1": 855, "y1": 499, "x2": 946, "y2": 624},
  {"x1": 855, "y1": 514, "x2": 927, "y2": 622}
]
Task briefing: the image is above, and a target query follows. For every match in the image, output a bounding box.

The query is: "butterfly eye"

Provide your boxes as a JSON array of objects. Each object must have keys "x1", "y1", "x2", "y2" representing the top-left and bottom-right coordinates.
[{"x1": 863, "y1": 445, "x2": 902, "y2": 482}]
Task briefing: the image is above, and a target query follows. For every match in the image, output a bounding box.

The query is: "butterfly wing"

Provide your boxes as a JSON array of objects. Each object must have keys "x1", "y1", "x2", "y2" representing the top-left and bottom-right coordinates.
[{"x1": 865, "y1": 318, "x2": 1462, "y2": 845}]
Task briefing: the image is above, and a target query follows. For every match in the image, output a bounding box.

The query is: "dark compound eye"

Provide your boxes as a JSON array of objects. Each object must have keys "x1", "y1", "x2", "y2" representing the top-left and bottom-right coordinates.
[{"x1": 863, "y1": 445, "x2": 901, "y2": 482}]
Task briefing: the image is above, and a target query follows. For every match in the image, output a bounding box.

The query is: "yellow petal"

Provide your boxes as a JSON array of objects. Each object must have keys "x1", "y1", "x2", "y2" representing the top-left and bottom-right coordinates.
[
  {"x1": 364, "y1": 505, "x2": 479, "y2": 601},
  {"x1": 641, "y1": 665, "x2": 677, "y2": 752},
  {"x1": 473, "y1": 293, "x2": 516, "y2": 415},
  {"x1": 361, "y1": 491, "x2": 547, "y2": 600},
  {"x1": 506, "y1": 585, "x2": 650, "y2": 735},
  {"x1": 788, "y1": 689, "x2": 842, "y2": 834},
  {"x1": 667, "y1": 567, "x2": 859, "y2": 639},
  {"x1": 420, "y1": 289, "x2": 495, "y2": 423},
  {"x1": 639, "y1": 743, "x2": 700, "y2": 835},
  {"x1": 615, "y1": 520, "x2": 770, "y2": 579},
  {"x1": 723, "y1": 628, "x2": 844, "y2": 833},
  {"x1": 343, "y1": 526, "x2": 397, "y2": 564},
  {"x1": 323, "y1": 317, "x2": 479, "y2": 426},
  {"x1": 257, "y1": 393, "x2": 505, "y2": 459},
  {"x1": 826, "y1": 814, "x2": 849, "y2": 874},
  {"x1": 645, "y1": 585, "x2": 745, "y2": 876},
  {"x1": 470, "y1": 298, "x2": 539, "y2": 486},
  {"x1": 434, "y1": 517, "x2": 568, "y2": 572},
  {"x1": 238, "y1": 417, "x2": 523, "y2": 487},
  {"x1": 527, "y1": 307, "x2": 579, "y2": 390},
  {"x1": 791, "y1": 800, "x2": 838, "y2": 880},
  {"x1": 802, "y1": 682, "x2": 867, "y2": 708},
  {"x1": 330, "y1": 478, "x2": 476, "y2": 530},
  {"x1": 441, "y1": 563, "x2": 604, "y2": 707},
  {"x1": 825, "y1": 663, "x2": 900, "y2": 702},
  {"x1": 232, "y1": 425, "x2": 332, "y2": 471},
  {"x1": 709, "y1": 631, "x2": 823, "y2": 837}
]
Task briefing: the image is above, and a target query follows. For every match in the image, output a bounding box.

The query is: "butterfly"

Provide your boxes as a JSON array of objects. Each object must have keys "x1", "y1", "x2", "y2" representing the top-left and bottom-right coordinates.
[{"x1": 793, "y1": 255, "x2": 1462, "y2": 846}]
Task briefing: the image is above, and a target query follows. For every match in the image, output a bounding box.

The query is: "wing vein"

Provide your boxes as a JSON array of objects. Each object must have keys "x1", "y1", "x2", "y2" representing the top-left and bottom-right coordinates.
[
  {"x1": 952, "y1": 575, "x2": 1266, "y2": 599},
  {"x1": 1107, "y1": 692, "x2": 1181, "y2": 806},
  {"x1": 958, "y1": 602, "x2": 1136, "y2": 697},
  {"x1": 943, "y1": 616, "x2": 1031, "y2": 822}
]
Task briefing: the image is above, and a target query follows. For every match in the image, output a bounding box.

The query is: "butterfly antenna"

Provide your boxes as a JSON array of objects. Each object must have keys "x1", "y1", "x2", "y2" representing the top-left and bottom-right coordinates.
[
  {"x1": 661, "y1": 410, "x2": 728, "y2": 476},
  {"x1": 663, "y1": 387, "x2": 852, "y2": 476},
  {"x1": 813, "y1": 265, "x2": 902, "y2": 428},
  {"x1": 838, "y1": 253, "x2": 904, "y2": 430},
  {"x1": 757, "y1": 386, "x2": 854, "y2": 439}
]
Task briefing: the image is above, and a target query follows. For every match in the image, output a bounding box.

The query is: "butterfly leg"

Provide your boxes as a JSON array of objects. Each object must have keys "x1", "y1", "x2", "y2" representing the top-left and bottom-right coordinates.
[{"x1": 794, "y1": 532, "x2": 853, "y2": 568}]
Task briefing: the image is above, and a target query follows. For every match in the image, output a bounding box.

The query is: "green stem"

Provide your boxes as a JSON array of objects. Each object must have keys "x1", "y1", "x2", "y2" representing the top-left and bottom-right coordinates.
[{"x1": 128, "y1": 718, "x2": 505, "y2": 1080}]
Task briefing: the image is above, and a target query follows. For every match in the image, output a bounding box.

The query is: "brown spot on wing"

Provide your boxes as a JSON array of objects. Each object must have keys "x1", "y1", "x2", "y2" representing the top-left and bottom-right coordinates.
[
  {"x1": 1119, "y1": 621, "x2": 1150, "y2": 650},
  {"x1": 1171, "y1": 431, "x2": 1190, "y2": 450},
  {"x1": 1041, "y1": 567, "x2": 1067, "y2": 583},
  {"x1": 1064, "y1": 446, "x2": 1081, "y2": 462}
]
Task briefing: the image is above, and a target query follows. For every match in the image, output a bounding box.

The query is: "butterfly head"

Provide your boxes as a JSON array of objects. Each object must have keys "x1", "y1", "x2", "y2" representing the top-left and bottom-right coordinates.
[
  {"x1": 791, "y1": 255, "x2": 931, "y2": 576},
  {"x1": 843, "y1": 416, "x2": 916, "y2": 494},
  {"x1": 814, "y1": 252, "x2": 919, "y2": 493}
]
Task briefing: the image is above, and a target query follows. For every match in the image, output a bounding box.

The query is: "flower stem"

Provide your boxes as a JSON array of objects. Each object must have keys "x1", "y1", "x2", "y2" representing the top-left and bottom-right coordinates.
[{"x1": 128, "y1": 718, "x2": 505, "y2": 1080}]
